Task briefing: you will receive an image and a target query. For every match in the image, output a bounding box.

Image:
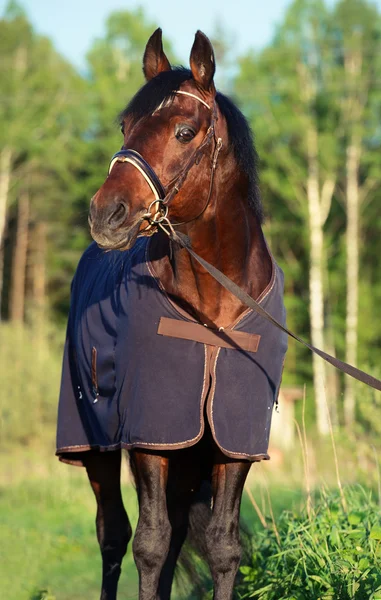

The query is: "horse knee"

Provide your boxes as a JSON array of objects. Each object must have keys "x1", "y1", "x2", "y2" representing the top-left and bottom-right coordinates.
[
  {"x1": 133, "y1": 519, "x2": 171, "y2": 573},
  {"x1": 206, "y1": 525, "x2": 241, "y2": 576}
]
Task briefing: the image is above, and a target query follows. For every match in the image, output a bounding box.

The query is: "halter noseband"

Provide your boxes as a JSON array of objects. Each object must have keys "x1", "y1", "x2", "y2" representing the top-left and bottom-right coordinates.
[
  {"x1": 108, "y1": 149, "x2": 165, "y2": 200},
  {"x1": 108, "y1": 91, "x2": 222, "y2": 233}
]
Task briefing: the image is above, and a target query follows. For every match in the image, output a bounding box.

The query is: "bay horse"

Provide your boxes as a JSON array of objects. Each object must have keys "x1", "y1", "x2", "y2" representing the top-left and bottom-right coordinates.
[{"x1": 56, "y1": 29, "x2": 287, "y2": 599}]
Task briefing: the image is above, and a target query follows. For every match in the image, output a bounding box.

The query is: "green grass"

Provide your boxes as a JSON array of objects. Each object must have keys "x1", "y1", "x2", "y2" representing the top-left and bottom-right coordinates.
[
  {"x1": 0, "y1": 463, "x2": 139, "y2": 600},
  {"x1": 238, "y1": 486, "x2": 381, "y2": 600},
  {"x1": 0, "y1": 447, "x2": 306, "y2": 600},
  {"x1": 2, "y1": 453, "x2": 381, "y2": 600},
  {"x1": 0, "y1": 323, "x2": 63, "y2": 447}
]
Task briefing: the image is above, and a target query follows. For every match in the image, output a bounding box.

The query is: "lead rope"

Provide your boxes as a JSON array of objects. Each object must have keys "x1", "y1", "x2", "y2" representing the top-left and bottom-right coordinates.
[{"x1": 156, "y1": 225, "x2": 381, "y2": 393}]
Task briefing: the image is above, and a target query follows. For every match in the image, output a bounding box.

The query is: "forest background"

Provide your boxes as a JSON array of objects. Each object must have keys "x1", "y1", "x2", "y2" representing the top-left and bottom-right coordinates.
[{"x1": 1, "y1": 0, "x2": 381, "y2": 598}]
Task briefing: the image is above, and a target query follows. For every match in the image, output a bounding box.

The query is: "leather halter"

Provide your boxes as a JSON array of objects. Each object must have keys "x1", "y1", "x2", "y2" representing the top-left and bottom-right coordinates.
[{"x1": 108, "y1": 91, "x2": 222, "y2": 233}]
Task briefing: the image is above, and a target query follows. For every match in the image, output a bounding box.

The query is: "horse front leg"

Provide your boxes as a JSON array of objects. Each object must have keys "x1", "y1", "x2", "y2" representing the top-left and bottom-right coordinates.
[
  {"x1": 157, "y1": 459, "x2": 206, "y2": 599},
  {"x1": 206, "y1": 457, "x2": 251, "y2": 600},
  {"x1": 84, "y1": 450, "x2": 132, "y2": 600},
  {"x1": 156, "y1": 496, "x2": 190, "y2": 600},
  {"x1": 131, "y1": 450, "x2": 171, "y2": 600}
]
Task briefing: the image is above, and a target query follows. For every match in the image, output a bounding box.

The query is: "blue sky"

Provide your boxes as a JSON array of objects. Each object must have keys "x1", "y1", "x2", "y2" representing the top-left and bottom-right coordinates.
[
  {"x1": 0, "y1": 0, "x2": 301, "y2": 69},
  {"x1": 2, "y1": 0, "x2": 381, "y2": 71}
]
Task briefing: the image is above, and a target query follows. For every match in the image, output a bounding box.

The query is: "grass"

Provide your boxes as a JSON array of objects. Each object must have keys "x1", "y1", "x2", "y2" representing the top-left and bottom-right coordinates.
[
  {"x1": 2, "y1": 450, "x2": 381, "y2": 600},
  {"x1": 2, "y1": 443, "x2": 358, "y2": 600},
  {"x1": 0, "y1": 445, "x2": 303, "y2": 600},
  {"x1": 0, "y1": 438, "x2": 306, "y2": 600},
  {"x1": 238, "y1": 486, "x2": 381, "y2": 599},
  {"x1": 0, "y1": 456, "x2": 139, "y2": 600},
  {"x1": 0, "y1": 322, "x2": 63, "y2": 447}
]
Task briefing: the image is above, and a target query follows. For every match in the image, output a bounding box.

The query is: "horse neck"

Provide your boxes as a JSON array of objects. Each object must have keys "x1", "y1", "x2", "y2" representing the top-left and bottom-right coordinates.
[{"x1": 152, "y1": 175, "x2": 273, "y2": 328}]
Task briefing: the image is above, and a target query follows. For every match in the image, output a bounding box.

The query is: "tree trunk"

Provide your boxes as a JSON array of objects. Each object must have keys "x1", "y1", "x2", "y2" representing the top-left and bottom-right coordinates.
[
  {"x1": 30, "y1": 221, "x2": 47, "y2": 318},
  {"x1": 306, "y1": 127, "x2": 329, "y2": 436},
  {"x1": 344, "y1": 138, "x2": 360, "y2": 426},
  {"x1": 10, "y1": 190, "x2": 30, "y2": 322},
  {"x1": 0, "y1": 147, "x2": 12, "y2": 319}
]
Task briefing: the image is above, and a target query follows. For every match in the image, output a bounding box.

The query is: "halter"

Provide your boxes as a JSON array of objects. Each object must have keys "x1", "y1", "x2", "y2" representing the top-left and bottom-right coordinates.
[
  {"x1": 108, "y1": 149, "x2": 165, "y2": 200},
  {"x1": 108, "y1": 91, "x2": 223, "y2": 234}
]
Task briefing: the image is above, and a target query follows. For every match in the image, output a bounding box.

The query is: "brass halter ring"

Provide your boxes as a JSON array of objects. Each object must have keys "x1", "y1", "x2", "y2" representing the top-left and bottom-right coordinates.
[{"x1": 144, "y1": 199, "x2": 169, "y2": 224}]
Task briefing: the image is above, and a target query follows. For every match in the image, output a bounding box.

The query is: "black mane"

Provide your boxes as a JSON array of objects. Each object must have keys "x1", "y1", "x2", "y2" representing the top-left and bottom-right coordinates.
[{"x1": 119, "y1": 68, "x2": 263, "y2": 222}]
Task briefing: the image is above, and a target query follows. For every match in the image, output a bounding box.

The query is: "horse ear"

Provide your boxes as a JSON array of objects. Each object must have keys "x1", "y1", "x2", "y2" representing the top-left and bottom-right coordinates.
[
  {"x1": 189, "y1": 31, "x2": 216, "y2": 91},
  {"x1": 143, "y1": 28, "x2": 171, "y2": 81}
]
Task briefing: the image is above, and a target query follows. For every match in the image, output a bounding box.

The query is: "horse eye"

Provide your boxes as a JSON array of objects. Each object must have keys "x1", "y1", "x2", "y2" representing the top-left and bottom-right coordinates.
[
  {"x1": 175, "y1": 125, "x2": 196, "y2": 144},
  {"x1": 120, "y1": 124, "x2": 125, "y2": 134}
]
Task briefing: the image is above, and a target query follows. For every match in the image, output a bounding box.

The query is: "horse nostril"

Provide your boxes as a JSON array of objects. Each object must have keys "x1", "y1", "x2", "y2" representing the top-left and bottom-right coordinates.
[{"x1": 108, "y1": 202, "x2": 128, "y2": 228}]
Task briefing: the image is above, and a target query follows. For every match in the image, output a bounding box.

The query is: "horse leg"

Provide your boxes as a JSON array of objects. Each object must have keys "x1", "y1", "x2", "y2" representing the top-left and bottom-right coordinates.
[
  {"x1": 131, "y1": 450, "x2": 172, "y2": 600},
  {"x1": 206, "y1": 457, "x2": 251, "y2": 600},
  {"x1": 157, "y1": 446, "x2": 212, "y2": 600},
  {"x1": 156, "y1": 493, "x2": 191, "y2": 600},
  {"x1": 84, "y1": 450, "x2": 132, "y2": 600}
]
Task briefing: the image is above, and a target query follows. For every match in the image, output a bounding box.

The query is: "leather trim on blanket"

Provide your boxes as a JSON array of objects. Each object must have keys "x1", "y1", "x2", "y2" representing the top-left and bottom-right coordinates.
[{"x1": 91, "y1": 346, "x2": 99, "y2": 400}]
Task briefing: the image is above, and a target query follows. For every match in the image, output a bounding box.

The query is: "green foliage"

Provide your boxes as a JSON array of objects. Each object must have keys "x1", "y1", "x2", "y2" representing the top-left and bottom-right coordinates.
[
  {"x1": 234, "y1": 0, "x2": 381, "y2": 416},
  {"x1": 29, "y1": 591, "x2": 56, "y2": 600},
  {"x1": 237, "y1": 487, "x2": 381, "y2": 599},
  {"x1": 0, "y1": 322, "x2": 63, "y2": 447}
]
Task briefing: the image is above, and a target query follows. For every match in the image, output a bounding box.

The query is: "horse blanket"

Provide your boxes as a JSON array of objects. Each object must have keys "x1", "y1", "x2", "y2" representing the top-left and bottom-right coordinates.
[{"x1": 56, "y1": 238, "x2": 288, "y2": 466}]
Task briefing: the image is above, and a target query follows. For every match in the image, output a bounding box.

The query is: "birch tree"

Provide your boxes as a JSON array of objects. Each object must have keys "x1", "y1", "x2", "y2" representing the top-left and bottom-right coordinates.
[
  {"x1": 332, "y1": 0, "x2": 381, "y2": 426},
  {"x1": 235, "y1": 0, "x2": 338, "y2": 435}
]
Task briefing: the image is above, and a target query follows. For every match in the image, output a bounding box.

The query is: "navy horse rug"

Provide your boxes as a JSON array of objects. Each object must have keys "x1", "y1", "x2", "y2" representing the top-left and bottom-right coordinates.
[{"x1": 56, "y1": 237, "x2": 288, "y2": 466}]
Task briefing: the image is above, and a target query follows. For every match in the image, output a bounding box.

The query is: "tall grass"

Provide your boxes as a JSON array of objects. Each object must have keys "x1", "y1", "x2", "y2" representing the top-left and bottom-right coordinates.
[
  {"x1": 238, "y1": 486, "x2": 381, "y2": 599},
  {"x1": 236, "y1": 390, "x2": 381, "y2": 600},
  {"x1": 0, "y1": 322, "x2": 63, "y2": 448}
]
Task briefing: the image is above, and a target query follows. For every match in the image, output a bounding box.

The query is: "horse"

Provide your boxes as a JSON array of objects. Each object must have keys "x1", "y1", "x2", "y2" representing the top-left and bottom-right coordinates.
[{"x1": 56, "y1": 29, "x2": 288, "y2": 600}]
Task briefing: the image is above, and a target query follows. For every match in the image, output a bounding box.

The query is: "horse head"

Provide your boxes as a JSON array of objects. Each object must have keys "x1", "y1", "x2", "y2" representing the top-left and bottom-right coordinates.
[{"x1": 89, "y1": 29, "x2": 224, "y2": 251}]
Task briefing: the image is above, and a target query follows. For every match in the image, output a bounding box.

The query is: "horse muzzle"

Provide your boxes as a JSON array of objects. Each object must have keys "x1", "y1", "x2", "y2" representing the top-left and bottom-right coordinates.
[{"x1": 89, "y1": 195, "x2": 145, "y2": 250}]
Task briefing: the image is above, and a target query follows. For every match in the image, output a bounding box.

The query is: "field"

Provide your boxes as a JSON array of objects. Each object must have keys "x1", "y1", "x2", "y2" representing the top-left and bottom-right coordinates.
[
  {"x1": 0, "y1": 447, "x2": 140, "y2": 600},
  {"x1": 0, "y1": 444, "x2": 303, "y2": 600},
  {"x1": 2, "y1": 444, "x2": 381, "y2": 600}
]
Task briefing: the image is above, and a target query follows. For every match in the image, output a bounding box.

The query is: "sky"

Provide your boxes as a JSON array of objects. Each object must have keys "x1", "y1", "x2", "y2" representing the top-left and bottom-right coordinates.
[
  {"x1": 0, "y1": 0, "x2": 296, "y2": 69},
  {"x1": 2, "y1": 0, "x2": 381, "y2": 72}
]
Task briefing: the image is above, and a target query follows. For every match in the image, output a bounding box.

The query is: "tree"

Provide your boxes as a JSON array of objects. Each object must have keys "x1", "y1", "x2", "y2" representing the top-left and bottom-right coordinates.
[
  {"x1": 234, "y1": 0, "x2": 381, "y2": 434},
  {"x1": 332, "y1": 0, "x2": 381, "y2": 426},
  {"x1": 0, "y1": 1, "x2": 86, "y2": 321},
  {"x1": 235, "y1": 0, "x2": 339, "y2": 435},
  {"x1": 82, "y1": 10, "x2": 175, "y2": 200}
]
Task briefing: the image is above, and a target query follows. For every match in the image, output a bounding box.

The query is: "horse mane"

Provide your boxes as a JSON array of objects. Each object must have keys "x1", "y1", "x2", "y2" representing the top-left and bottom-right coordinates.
[{"x1": 119, "y1": 67, "x2": 263, "y2": 222}]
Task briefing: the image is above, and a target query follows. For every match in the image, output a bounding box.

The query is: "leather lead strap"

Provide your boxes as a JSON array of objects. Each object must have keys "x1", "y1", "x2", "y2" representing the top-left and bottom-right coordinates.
[{"x1": 169, "y1": 230, "x2": 381, "y2": 392}]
